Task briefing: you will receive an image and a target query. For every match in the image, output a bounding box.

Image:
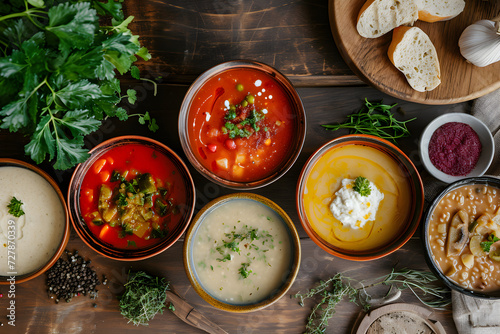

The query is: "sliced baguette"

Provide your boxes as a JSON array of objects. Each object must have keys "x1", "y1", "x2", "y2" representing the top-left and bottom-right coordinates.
[
  {"x1": 388, "y1": 26, "x2": 441, "y2": 92},
  {"x1": 415, "y1": 0, "x2": 465, "y2": 22},
  {"x1": 357, "y1": 0, "x2": 418, "y2": 38}
]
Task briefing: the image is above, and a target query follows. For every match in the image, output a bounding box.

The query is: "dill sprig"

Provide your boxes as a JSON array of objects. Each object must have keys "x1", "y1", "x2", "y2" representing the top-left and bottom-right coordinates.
[
  {"x1": 119, "y1": 271, "x2": 170, "y2": 326},
  {"x1": 321, "y1": 98, "x2": 416, "y2": 142},
  {"x1": 293, "y1": 268, "x2": 451, "y2": 334}
]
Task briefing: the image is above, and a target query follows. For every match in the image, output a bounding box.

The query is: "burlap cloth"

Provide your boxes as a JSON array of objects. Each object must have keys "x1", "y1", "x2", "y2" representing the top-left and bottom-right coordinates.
[{"x1": 423, "y1": 88, "x2": 500, "y2": 334}]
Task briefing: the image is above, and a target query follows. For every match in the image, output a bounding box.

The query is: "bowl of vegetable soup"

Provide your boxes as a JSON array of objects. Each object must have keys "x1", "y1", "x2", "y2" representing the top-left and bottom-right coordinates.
[
  {"x1": 178, "y1": 60, "x2": 306, "y2": 189},
  {"x1": 68, "y1": 136, "x2": 196, "y2": 261}
]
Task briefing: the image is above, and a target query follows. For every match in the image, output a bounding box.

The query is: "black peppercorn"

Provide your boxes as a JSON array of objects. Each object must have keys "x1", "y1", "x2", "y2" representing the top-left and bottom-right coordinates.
[{"x1": 46, "y1": 250, "x2": 101, "y2": 304}]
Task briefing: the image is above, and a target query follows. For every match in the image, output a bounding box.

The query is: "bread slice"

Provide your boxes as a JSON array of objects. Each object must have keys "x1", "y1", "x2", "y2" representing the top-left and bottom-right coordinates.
[
  {"x1": 357, "y1": 0, "x2": 418, "y2": 38},
  {"x1": 415, "y1": 0, "x2": 465, "y2": 22},
  {"x1": 387, "y1": 26, "x2": 441, "y2": 92}
]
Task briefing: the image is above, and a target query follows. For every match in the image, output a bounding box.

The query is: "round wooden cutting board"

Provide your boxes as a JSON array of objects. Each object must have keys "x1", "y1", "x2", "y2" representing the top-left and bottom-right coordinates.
[{"x1": 329, "y1": 0, "x2": 500, "y2": 105}]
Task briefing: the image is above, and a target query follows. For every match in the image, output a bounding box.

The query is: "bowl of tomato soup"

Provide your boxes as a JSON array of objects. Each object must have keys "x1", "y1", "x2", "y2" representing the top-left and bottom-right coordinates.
[
  {"x1": 68, "y1": 136, "x2": 196, "y2": 260},
  {"x1": 296, "y1": 135, "x2": 424, "y2": 260},
  {"x1": 179, "y1": 60, "x2": 306, "y2": 189}
]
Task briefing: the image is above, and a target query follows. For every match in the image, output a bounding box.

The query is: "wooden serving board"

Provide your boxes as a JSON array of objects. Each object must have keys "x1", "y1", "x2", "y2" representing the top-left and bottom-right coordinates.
[{"x1": 329, "y1": 0, "x2": 500, "y2": 105}]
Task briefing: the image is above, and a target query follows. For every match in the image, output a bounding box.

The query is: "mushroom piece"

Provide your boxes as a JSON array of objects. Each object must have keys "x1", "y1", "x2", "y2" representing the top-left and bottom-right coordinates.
[{"x1": 446, "y1": 210, "x2": 469, "y2": 257}]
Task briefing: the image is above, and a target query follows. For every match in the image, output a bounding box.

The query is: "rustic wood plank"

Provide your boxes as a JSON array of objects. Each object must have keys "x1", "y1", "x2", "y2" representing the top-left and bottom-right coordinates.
[
  {"x1": 124, "y1": 0, "x2": 358, "y2": 86},
  {"x1": 330, "y1": 0, "x2": 500, "y2": 104},
  {"x1": 0, "y1": 84, "x2": 466, "y2": 333}
]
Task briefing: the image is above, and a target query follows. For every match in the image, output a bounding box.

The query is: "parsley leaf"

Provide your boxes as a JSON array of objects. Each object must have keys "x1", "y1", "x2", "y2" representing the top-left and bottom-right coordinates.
[
  {"x1": 92, "y1": 0, "x2": 124, "y2": 21},
  {"x1": 47, "y1": 2, "x2": 97, "y2": 52},
  {"x1": 480, "y1": 234, "x2": 500, "y2": 253},
  {"x1": 238, "y1": 263, "x2": 252, "y2": 279},
  {"x1": 126, "y1": 89, "x2": 137, "y2": 104},
  {"x1": 0, "y1": 1, "x2": 158, "y2": 170},
  {"x1": 130, "y1": 65, "x2": 140, "y2": 80},
  {"x1": 353, "y1": 176, "x2": 371, "y2": 197},
  {"x1": 7, "y1": 196, "x2": 25, "y2": 217}
]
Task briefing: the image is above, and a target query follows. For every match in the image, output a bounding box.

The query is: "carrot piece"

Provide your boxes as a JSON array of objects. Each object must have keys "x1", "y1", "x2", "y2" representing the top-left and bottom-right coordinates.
[
  {"x1": 100, "y1": 171, "x2": 110, "y2": 183},
  {"x1": 94, "y1": 158, "x2": 107, "y2": 174},
  {"x1": 99, "y1": 224, "x2": 111, "y2": 240}
]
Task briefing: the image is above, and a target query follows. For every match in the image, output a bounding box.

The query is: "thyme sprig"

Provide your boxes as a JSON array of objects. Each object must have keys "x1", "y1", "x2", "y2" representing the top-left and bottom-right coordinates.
[
  {"x1": 322, "y1": 99, "x2": 415, "y2": 142},
  {"x1": 293, "y1": 268, "x2": 451, "y2": 334},
  {"x1": 119, "y1": 271, "x2": 170, "y2": 326}
]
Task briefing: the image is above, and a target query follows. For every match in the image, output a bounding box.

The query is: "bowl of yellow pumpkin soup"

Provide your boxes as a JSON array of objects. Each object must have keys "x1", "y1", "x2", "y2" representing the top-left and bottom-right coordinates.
[{"x1": 296, "y1": 135, "x2": 424, "y2": 260}]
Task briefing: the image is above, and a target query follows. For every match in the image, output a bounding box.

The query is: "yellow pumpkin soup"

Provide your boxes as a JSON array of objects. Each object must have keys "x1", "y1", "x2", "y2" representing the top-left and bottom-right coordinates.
[{"x1": 302, "y1": 144, "x2": 412, "y2": 251}]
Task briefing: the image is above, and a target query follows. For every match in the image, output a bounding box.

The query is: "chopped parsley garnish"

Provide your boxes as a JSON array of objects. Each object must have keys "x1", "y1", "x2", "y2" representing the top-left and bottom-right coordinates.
[
  {"x1": 353, "y1": 176, "x2": 371, "y2": 197},
  {"x1": 7, "y1": 197, "x2": 25, "y2": 217},
  {"x1": 217, "y1": 254, "x2": 232, "y2": 262},
  {"x1": 117, "y1": 193, "x2": 128, "y2": 207},
  {"x1": 222, "y1": 96, "x2": 266, "y2": 139},
  {"x1": 480, "y1": 234, "x2": 500, "y2": 252},
  {"x1": 224, "y1": 240, "x2": 240, "y2": 253},
  {"x1": 127, "y1": 240, "x2": 137, "y2": 248},
  {"x1": 238, "y1": 263, "x2": 252, "y2": 279},
  {"x1": 211, "y1": 225, "x2": 273, "y2": 277}
]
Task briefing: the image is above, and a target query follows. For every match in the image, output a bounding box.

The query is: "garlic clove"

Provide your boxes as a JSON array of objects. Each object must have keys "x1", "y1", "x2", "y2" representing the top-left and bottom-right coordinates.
[{"x1": 459, "y1": 20, "x2": 500, "y2": 67}]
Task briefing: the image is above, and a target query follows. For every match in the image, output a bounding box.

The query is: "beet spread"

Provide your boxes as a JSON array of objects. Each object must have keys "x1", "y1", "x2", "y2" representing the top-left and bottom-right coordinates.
[{"x1": 428, "y1": 122, "x2": 482, "y2": 176}]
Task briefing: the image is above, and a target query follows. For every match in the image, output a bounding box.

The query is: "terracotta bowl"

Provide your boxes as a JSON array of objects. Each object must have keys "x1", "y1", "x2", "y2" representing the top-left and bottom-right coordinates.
[
  {"x1": 183, "y1": 193, "x2": 301, "y2": 312},
  {"x1": 0, "y1": 159, "x2": 69, "y2": 284},
  {"x1": 178, "y1": 60, "x2": 306, "y2": 190},
  {"x1": 296, "y1": 134, "x2": 424, "y2": 261},
  {"x1": 423, "y1": 176, "x2": 500, "y2": 299},
  {"x1": 68, "y1": 136, "x2": 195, "y2": 261}
]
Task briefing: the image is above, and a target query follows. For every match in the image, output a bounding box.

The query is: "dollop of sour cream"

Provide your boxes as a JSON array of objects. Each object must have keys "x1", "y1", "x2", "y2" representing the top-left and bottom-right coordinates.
[{"x1": 329, "y1": 178, "x2": 384, "y2": 229}]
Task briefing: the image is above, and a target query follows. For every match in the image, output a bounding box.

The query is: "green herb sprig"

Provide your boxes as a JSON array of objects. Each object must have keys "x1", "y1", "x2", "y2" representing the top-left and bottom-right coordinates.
[
  {"x1": 353, "y1": 176, "x2": 371, "y2": 197},
  {"x1": 293, "y1": 268, "x2": 451, "y2": 334},
  {"x1": 480, "y1": 233, "x2": 500, "y2": 252},
  {"x1": 0, "y1": 0, "x2": 158, "y2": 170},
  {"x1": 322, "y1": 99, "x2": 415, "y2": 142},
  {"x1": 119, "y1": 271, "x2": 170, "y2": 326},
  {"x1": 7, "y1": 196, "x2": 24, "y2": 217}
]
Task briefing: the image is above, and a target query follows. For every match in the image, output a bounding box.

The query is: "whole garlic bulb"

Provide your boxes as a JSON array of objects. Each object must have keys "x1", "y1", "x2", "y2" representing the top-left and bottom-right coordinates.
[{"x1": 459, "y1": 19, "x2": 500, "y2": 67}]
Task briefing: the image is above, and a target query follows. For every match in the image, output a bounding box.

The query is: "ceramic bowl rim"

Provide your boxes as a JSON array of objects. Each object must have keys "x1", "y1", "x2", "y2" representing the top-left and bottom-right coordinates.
[
  {"x1": 0, "y1": 158, "x2": 70, "y2": 284},
  {"x1": 183, "y1": 192, "x2": 301, "y2": 312},
  {"x1": 422, "y1": 176, "x2": 500, "y2": 299},
  {"x1": 67, "y1": 135, "x2": 196, "y2": 261},
  {"x1": 296, "y1": 134, "x2": 424, "y2": 261},
  {"x1": 178, "y1": 59, "x2": 306, "y2": 190},
  {"x1": 419, "y1": 113, "x2": 495, "y2": 184}
]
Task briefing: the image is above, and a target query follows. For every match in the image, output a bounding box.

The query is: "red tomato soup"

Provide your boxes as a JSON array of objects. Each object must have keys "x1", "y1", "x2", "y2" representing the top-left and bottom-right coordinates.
[
  {"x1": 188, "y1": 68, "x2": 296, "y2": 182},
  {"x1": 79, "y1": 144, "x2": 187, "y2": 249}
]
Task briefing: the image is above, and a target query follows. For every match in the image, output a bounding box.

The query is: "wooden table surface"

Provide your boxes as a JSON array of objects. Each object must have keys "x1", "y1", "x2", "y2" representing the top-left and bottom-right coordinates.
[{"x1": 0, "y1": 0, "x2": 477, "y2": 333}]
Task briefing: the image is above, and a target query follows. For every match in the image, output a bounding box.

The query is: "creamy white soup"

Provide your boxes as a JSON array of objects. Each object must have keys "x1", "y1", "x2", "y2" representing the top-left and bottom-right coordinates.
[
  {"x1": 0, "y1": 167, "x2": 65, "y2": 276},
  {"x1": 192, "y1": 199, "x2": 292, "y2": 304}
]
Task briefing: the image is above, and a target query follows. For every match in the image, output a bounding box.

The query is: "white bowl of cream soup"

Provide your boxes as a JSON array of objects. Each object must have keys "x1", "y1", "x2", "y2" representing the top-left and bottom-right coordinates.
[
  {"x1": 183, "y1": 193, "x2": 301, "y2": 312},
  {"x1": 0, "y1": 160, "x2": 69, "y2": 284}
]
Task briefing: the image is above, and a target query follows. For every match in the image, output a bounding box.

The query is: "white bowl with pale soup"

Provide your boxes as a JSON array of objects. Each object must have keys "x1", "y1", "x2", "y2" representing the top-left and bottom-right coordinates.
[
  {"x1": 183, "y1": 193, "x2": 301, "y2": 312},
  {"x1": 0, "y1": 159, "x2": 69, "y2": 284},
  {"x1": 296, "y1": 135, "x2": 424, "y2": 260}
]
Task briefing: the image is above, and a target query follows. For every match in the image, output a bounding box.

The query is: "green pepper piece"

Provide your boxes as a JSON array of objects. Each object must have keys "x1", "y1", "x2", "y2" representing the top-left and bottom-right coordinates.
[{"x1": 137, "y1": 173, "x2": 156, "y2": 194}]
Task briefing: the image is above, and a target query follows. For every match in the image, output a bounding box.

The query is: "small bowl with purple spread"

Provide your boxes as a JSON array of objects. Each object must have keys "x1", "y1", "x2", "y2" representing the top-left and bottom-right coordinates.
[{"x1": 420, "y1": 113, "x2": 494, "y2": 183}]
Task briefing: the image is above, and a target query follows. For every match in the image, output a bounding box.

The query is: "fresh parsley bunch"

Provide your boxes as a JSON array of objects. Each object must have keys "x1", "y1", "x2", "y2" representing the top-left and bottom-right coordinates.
[{"x1": 0, "y1": 0, "x2": 158, "y2": 170}]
